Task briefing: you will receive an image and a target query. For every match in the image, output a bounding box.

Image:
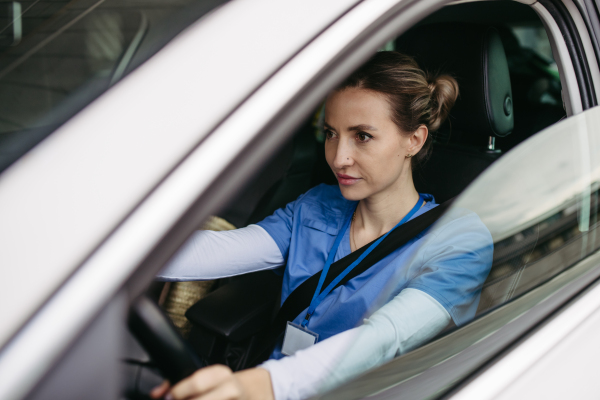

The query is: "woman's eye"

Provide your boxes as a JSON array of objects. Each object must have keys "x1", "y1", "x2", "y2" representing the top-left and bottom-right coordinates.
[
  {"x1": 357, "y1": 132, "x2": 373, "y2": 142},
  {"x1": 324, "y1": 128, "x2": 337, "y2": 140}
]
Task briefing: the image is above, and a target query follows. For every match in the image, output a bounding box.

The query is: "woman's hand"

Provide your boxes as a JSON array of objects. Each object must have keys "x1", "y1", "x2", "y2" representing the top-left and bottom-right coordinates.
[{"x1": 149, "y1": 365, "x2": 275, "y2": 400}]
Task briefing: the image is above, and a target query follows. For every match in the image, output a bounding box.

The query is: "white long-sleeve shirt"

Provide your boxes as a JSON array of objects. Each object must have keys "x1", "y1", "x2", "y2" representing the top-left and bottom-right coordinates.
[
  {"x1": 158, "y1": 225, "x2": 451, "y2": 400},
  {"x1": 158, "y1": 225, "x2": 284, "y2": 281}
]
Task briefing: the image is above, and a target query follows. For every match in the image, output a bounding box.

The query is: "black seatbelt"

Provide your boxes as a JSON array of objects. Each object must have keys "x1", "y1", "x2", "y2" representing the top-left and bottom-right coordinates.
[{"x1": 247, "y1": 198, "x2": 454, "y2": 366}]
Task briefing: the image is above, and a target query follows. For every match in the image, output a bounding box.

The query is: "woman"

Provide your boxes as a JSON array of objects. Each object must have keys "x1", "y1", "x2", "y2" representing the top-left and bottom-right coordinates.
[{"x1": 152, "y1": 51, "x2": 493, "y2": 400}]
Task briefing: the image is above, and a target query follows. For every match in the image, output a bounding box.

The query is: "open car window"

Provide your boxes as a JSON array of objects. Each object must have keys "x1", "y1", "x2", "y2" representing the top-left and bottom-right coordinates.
[
  {"x1": 322, "y1": 105, "x2": 600, "y2": 399},
  {"x1": 149, "y1": 1, "x2": 588, "y2": 399}
]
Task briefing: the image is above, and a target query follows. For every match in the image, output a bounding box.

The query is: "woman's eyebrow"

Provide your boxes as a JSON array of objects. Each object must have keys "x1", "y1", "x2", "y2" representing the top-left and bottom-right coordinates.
[
  {"x1": 349, "y1": 124, "x2": 377, "y2": 132},
  {"x1": 324, "y1": 122, "x2": 378, "y2": 132}
]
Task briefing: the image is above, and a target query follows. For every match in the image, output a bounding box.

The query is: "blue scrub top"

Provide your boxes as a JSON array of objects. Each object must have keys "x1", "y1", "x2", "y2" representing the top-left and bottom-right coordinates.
[{"x1": 257, "y1": 184, "x2": 493, "y2": 360}]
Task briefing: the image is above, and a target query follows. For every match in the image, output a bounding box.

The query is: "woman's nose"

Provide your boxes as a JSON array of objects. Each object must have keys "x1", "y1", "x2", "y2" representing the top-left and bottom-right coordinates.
[{"x1": 332, "y1": 139, "x2": 354, "y2": 169}]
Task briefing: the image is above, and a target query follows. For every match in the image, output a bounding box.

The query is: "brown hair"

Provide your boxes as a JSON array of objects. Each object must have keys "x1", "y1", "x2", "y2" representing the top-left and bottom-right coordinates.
[{"x1": 336, "y1": 51, "x2": 459, "y2": 169}]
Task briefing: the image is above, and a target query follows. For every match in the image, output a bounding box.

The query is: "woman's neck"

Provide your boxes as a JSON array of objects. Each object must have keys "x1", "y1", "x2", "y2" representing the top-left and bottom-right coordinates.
[{"x1": 353, "y1": 176, "x2": 421, "y2": 241}]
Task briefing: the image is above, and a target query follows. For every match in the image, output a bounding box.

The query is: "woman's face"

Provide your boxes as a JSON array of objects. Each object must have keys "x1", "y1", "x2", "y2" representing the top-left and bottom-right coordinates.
[{"x1": 324, "y1": 88, "x2": 424, "y2": 201}]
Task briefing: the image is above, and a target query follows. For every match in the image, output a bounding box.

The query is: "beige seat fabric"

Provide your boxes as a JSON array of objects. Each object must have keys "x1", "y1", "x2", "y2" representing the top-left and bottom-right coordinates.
[{"x1": 161, "y1": 216, "x2": 236, "y2": 337}]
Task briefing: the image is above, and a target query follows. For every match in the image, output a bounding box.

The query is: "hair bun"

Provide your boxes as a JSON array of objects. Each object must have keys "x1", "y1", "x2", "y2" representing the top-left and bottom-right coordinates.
[
  {"x1": 427, "y1": 73, "x2": 459, "y2": 132},
  {"x1": 336, "y1": 51, "x2": 460, "y2": 170}
]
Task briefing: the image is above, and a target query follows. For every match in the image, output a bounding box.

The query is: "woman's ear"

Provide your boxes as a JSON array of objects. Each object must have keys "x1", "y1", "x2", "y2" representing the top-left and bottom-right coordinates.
[{"x1": 408, "y1": 125, "x2": 428, "y2": 155}]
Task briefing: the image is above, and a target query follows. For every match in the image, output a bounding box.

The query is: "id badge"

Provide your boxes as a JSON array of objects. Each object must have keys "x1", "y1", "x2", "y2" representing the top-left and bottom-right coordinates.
[{"x1": 281, "y1": 321, "x2": 319, "y2": 356}]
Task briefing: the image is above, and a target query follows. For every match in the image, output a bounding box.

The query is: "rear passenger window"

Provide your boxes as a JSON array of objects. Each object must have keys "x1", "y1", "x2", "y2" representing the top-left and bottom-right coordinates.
[{"x1": 499, "y1": 22, "x2": 565, "y2": 150}]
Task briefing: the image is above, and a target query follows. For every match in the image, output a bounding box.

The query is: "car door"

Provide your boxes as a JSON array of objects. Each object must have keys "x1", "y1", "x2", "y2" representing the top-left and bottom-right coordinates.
[
  {"x1": 0, "y1": 0, "x2": 452, "y2": 399},
  {"x1": 2, "y1": 0, "x2": 598, "y2": 399}
]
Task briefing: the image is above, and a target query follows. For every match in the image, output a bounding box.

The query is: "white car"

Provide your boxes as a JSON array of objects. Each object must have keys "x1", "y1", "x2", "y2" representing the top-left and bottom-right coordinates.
[{"x1": 1, "y1": 0, "x2": 600, "y2": 399}]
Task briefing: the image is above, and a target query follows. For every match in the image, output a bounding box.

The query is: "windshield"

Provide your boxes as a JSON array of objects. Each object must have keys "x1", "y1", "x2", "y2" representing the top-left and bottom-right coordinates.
[{"x1": 0, "y1": 0, "x2": 227, "y2": 174}]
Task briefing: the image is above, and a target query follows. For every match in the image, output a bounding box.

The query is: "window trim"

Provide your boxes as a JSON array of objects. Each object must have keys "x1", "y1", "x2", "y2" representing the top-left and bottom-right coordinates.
[
  {"x1": 582, "y1": 0, "x2": 600, "y2": 66},
  {"x1": 533, "y1": 2, "x2": 583, "y2": 114},
  {"x1": 538, "y1": 0, "x2": 597, "y2": 110},
  {"x1": 564, "y1": 0, "x2": 600, "y2": 102}
]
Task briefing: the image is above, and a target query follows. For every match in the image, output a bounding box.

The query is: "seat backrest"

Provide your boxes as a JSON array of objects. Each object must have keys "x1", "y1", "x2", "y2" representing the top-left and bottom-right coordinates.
[
  {"x1": 397, "y1": 24, "x2": 530, "y2": 313},
  {"x1": 219, "y1": 118, "x2": 318, "y2": 228},
  {"x1": 396, "y1": 23, "x2": 514, "y2": 203},
  {"x1": 396, "y1": 23, "x2": 514, "y2": 146},
  {"x1": 247, "y1": 119, "x2": 317, "y2": 225}
]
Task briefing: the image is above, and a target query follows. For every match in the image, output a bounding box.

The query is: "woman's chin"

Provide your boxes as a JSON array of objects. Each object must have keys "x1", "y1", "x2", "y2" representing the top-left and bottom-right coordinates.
[{"x1": 338, "y1": 183, "x2": 367, "y2": 201}]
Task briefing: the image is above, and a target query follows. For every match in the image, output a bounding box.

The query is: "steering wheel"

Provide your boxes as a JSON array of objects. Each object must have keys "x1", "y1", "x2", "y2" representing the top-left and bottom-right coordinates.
[{"x1": 128, "y1": 296, "x2": 205, "y2": 384}]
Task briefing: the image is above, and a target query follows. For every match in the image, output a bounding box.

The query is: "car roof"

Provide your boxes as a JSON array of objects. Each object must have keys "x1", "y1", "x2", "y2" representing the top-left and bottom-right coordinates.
[{"x1": 0, "y1": 0, "x2": 360, "y2": 349}]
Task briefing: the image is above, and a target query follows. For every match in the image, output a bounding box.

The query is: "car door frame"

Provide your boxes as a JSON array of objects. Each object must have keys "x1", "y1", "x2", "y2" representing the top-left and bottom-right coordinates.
[
  {"x1": 537, "y1": 0, "x2": 598, "y2": 110},
  {"x1": 0, "y1": 0, "x2": 456, "y2": 398},
  {"x1": 1, "y1": 0, "x2": 597, "y2": 399}
]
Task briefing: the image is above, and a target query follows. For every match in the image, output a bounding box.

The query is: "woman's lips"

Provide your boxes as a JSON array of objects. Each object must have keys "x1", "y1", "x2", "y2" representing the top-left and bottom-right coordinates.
[{"x1": 336, "y1": 173, "x2": 361, "y2": 186}]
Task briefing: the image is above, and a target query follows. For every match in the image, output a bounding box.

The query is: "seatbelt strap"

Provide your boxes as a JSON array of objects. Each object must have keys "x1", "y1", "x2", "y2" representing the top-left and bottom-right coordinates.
[
  {"x1": 248, "y1": 198, "x2": 454, "y2": 367},
  {"x1": 301, "y1": 195, "x2": 423, "y2": 328}
]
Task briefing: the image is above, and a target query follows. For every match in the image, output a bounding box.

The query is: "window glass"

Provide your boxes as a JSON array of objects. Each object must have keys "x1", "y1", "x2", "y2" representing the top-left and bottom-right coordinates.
[
  {"x1": 509, "y1": 24, "x2": 561, "y2": 106},
  {"x1": 461, "y1": 108, "x2": 600, "y2": 313},
  {"x1": 499, "y1": 21, "x2": 565, "y2": 151},
  {"x1": 511, "y1": 25, "x2": 555, "y2": 65},
  {"x1": 0, "y1": 0, "x2": 227, "y2": 174},
  {"x1": 323, "y1": 105, "x2": 600, "y2": 398}
]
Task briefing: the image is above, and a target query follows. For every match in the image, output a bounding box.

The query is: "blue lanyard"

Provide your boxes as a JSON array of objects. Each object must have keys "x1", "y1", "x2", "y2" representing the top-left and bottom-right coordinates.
[{"x1": 301, "y1": 195, "x2": 424, "y2": 328}]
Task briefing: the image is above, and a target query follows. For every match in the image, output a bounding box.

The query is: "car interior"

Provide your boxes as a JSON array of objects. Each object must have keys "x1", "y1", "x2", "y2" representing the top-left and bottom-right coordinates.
[{"x1": 116, "y1": 1, "x2": 578, "y2": 397}]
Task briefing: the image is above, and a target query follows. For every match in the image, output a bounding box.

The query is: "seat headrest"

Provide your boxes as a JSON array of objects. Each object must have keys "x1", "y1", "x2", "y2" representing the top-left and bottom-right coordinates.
[{"x1": 396, "y1": 23, "x2": 514, "y2": 141}]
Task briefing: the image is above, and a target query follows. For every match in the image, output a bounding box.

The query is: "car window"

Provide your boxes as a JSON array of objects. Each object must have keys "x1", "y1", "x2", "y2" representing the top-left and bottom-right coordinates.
[
  {"x1": 511, "y1": 25, "x2": 556, "y2": 71},
  {"x1": 0, "y1": 0, "x2": 228, "y2": 174},
  {"x1": 508, "y1": 23, "x2": 561, "y2": 103},
  {"x1": 499, "y1": 22, "x2": 564, "y2": 149},
  {"x1": 147, "y1": 1, "x2": 586, "y2": 398},
  {"x1": 320, "y1": 105, "x2": 600, "y2": 399}
]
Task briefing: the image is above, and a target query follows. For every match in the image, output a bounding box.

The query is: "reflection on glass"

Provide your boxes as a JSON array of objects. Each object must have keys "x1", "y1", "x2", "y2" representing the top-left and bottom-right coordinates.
[
  {"x1": 0, "y1": 0, "x2": 222, "y2": 173},
  {"x1": 325, "y1": 107, "x2": 600, "y2": 397},
  {"x1": 459, "y1": 109, "x2": 600, "y2": 314}
]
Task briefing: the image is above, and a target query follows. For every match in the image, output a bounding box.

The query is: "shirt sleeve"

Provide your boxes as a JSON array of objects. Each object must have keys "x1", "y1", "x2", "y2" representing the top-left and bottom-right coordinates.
[
  {"x1": 259, "y1": 288, "x2": 450, "y2": 400},
  {"x1": 156, "y1": 224, "x2": 284, "y2": 281},
  {"x1": 255, "y1": 194, "x2": 303, "y2": 260},
  {"x1": 407, "y1": 208, "x2": 493, "y2": 326}
]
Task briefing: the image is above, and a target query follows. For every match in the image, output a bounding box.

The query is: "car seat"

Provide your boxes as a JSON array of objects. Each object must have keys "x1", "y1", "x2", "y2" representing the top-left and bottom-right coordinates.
[
  {"x1": 156, "y1": 117, "x2": 318, "y2": 338},
  {"x1": 219, "y1": 117, "x2": 317, "y2": 228},
  {"x1": 494, "y1": 25, "x2": 565, "y2": 152},
  {"x1": 396, "y1": 23, "x2": 514, "y2": 203},
  {"x1": 396, "y1": 24, "x2": 539, "y2": 314}
]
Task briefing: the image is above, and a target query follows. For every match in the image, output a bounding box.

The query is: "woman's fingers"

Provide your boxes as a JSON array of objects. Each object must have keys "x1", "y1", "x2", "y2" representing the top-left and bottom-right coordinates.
[
  {"x1": 149, "y1": 380, "x2": 170, "y2": 399},
  {"x1": 170, "y1": 365, "x2": 234, "y2": 399},
  {"x1": 186, "y1": 379, "x2": 244, "y2": 400}
]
